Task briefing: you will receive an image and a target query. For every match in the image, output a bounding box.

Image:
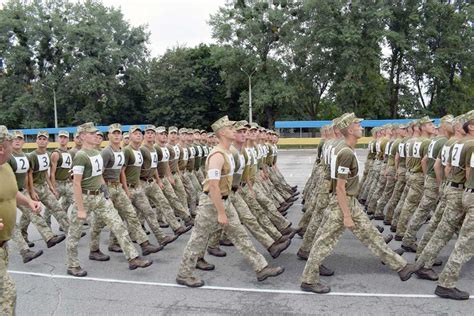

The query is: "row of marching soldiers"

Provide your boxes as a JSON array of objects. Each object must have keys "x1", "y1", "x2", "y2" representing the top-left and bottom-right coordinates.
[
  {"x1": 299, "y1": 110, "x2": 474, "y2": 300},
  {"x1": 0, "y1": 118, "x2": 300, "y2": 312}
]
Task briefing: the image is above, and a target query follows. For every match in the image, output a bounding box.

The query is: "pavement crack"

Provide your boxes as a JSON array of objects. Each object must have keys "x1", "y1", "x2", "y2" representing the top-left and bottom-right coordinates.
[{"x1": 43, "y1": 263, "x2": 62, "y2": 316}]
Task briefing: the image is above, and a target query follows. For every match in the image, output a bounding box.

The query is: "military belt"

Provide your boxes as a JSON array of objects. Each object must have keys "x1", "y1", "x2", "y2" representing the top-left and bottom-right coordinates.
[
  {"x1": 465, "y1": 188, "x2": 474, "y2": 193},
  {"x1": 82, "y1": 189, "x2": 101, "y2": 196},
  {"x1": 448, "y1": 182, "x2": 464, "y2": 189},
  {"x1": 140, "y1": 178, "x2": 155, "y2": 183}
]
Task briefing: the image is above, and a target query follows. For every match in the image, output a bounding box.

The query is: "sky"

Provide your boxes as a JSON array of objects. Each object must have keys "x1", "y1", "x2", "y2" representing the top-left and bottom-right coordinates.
[{"x1": 0, "y1": 0, "x2": 228, "y2": 57}]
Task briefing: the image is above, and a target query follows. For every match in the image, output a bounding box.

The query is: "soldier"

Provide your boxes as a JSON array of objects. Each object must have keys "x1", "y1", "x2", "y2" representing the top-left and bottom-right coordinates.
[
  {"x1": 69, "y1": 132, "x2": 82, "y2": 160},
  {"x1": 300, "y1": 114, "x2": 416, "y2": 294},
  {"x1": 95, "y1": 131, "x2": 104, "y2": 150},
  {"x1": 192, "y1": 129, "x2": 205, "y2": 184},
  {"x1": 176, "y1": 116, "x2": 284, "y2": 287},
  {"x1": 66, "y1": 122, "x2": 152, "y2": 277},
  {"x1": 185, "y1": 129, "x2": 203, "y2": 193},
  {"x1": 122, "y1": 132, "x2": 130, "y2": 147},
  {"x1": 91, "y1": 123, "x2": 162, "y2": 257},
  {"x1": 178, "y1": 128, "x2": 198, "y2": 215},
  {"x1": 0, "y1": 125, "x2": 42, "y2": 315},
  {"x1": 434, "y1": 114, "x2": 474, "y2": 300}
]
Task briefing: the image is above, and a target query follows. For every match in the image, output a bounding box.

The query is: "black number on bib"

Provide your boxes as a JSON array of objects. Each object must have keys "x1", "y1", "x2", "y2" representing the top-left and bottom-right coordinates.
[
  {"x1": 42, "y1": 156, "x2": 48, "y2": 168},
  {"x1": 20, "y1": 158, "x2": 27, "y2": 170},
  {"x1": 95, "y1": 159, "x2": 102, "y2": 173},
  {"x1": 65, "y1": 156, "x2": 71, "y2": 166},
  {"x1": 137, "y1": 153, "x2": 143, "y2": 164}
]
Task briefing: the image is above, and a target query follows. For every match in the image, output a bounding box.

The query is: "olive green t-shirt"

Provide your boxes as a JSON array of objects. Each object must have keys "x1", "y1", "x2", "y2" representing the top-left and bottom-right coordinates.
[
  {"x1": 53, "y1": 148, "x2": 73, "y2": 181},
  {"x1": 201, "y1": 143, "x2": 209, "y2": 168},
  {"x1": 193, "y1": 144, "x2": 202, "y2": 171},
  {"x1": 387, "y1": 139, "x2": 400, "y2": 167},
  {"x1": 231, "y1": 146, "x2": 246, "y2": 187},
  {"x1": 178, "y1": 144, "x2": 189, "y2": 171},
  {"x1": 242, "y1": 146, "x2": 258, "y2": 183},
  {"x1": 101, "y1": 146, "x2": 124, "y2": 181},
  {"x1": 123, "y1": 145, "x2": 144, "y2": 185},
  {"x1": 140, "y1": 145, "x2": 158, "y2": 180},
  {"x1": 377, "y1": 137, "x2": 389, "y2": 161},
  {"x1": 426, "y1": 136, "x2": 448, "y2": 178},
  {"x1": 316, "y1": 139, "x2": 325, "y2": 163},
  {"x1": 186, "y1": 144, "x2": 196, "y2": 172},
  {"x1": 331, "y1": 143, "x2": 360, "y2": 196},
  {"x1": 465, "y1": 139, "x2": 474, "y2": 189},
  {"x1": 0, "y1": 163, "x2": 18, "y2": 241},
  {"x1": 323, "y1": 138, "x2": 344, "y2": 181},
  {"x1": 367, "y1": 140, "x2": 376, "y2": 160},
  {"x1": 72, "y1": 149, "x2": 103, "y2": 191},
  {"x1": 155, "y1": 144, "x2": 171, "y2": 177},
  {"x1": 8, "y1": 151, "x2": 30, "y2": 190},
  {"x1": 28, "y1": 150, "x2": 51, "y2": 185},
  {"x1": 168, "y1": 144, "x2": 180, "y2": 173},
  {"x1": 410, "y1": 137, "x2": 430, "y2": 173},
  {"x1": 447, "y1": 138, "x2": 474, "y2": 184}
]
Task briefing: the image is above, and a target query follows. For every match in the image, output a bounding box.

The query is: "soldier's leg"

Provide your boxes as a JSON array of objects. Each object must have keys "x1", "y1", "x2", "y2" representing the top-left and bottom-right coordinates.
[
  {"x1": 384, "y1": 170, "x2": 406, "y2": 223},
  {"x1": 392, "y1": 176, "x2": 412, "y2": 228},
  {"x1": 162, "y1": 178, "x2": 192, "y2": 223},
  {"x1": 0, "y1": 244, "x2": 16, "y2": 315},
  {"x1": 58, "y1": 181, "x2": 75, "y2": 215},
  {"x1": 299, "y1": 192, "x2": 330, "y2": 253},
  {"x1": 367, "y1": 170, "x2": 388, "y2": 214},
  {"x1": 182, "y1": 173, "x2": 198, "y2": 214},
  {"x1": 10, "y1": 226, "x2": 30, "y2": 254},
  {"x1": 374, "y1": 167, "x2": 396, "y2": 217},
  {"x1": 144, "y1": 181, "x2": 183, "y2": 232},
  {"x1": 66, "y1": 203, "x2": 87, "y2": 269},
  {"x1": 395, "y1": 174, "x2": 424, "y2": 238},
  {"x1": 253, "y1": 183, "x2": 291, "y2": 231},
  {"x1": 36, "y1": 184, "x2": 69, "y2": 232},
  {"x1": 172, "y1": 174, "x2": 188, "y2": 209},
  {"x1": 18, "y1": 203, "x2": 55, "y2": 243},
  {"x1": 190, "y1": 172, "x2": 202, "y2": 192},
  {"x1": 89, "y1": 212, "x2": 106, "y2": 252}
]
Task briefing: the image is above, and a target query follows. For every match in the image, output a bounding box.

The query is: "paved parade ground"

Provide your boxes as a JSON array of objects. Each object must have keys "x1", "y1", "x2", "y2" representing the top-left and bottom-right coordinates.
[{"x1": 9, "y1": 149, "x2": 474, "y2": 315}]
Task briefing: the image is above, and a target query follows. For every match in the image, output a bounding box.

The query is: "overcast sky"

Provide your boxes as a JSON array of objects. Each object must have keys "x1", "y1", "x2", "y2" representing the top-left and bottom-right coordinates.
[{"x1": 0, "y1": 0, "x2": 228, "y2": 57}]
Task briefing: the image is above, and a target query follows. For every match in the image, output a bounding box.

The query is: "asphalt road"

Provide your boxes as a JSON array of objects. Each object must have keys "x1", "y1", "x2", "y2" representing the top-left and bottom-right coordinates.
[{"x1": 8, "y1": 149, "x2": 474, "y2": 315}]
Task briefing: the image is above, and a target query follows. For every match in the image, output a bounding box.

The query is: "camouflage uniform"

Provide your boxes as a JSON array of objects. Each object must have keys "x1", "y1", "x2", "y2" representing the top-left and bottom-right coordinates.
[{"x1": 0, "y1": 244, "x2": 16, "y2": 315}]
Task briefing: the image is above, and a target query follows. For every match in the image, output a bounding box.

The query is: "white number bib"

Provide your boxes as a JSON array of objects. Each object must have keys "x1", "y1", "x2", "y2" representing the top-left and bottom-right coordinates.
[
  {"x1": 398, "y1": 143, "x2": 405, "y2": 158},
  {"x1": 112, "y1": 152, "x2": 125, "y2": 169},
  {"x1": 60, "y1": 153, "x2": 72, "y2": 169},
  {"x1": 173, "y1": 145, "x2": 180, "y2": 160},
  {"x1": 236, "y1": 153, "x2": 245, "y2": 175},
  {"x1": 37, "y1": 153, "x2": 50, "y2": 171},
  {"x1": 375, "y1": 141, "x2": 381, "y2": 153},
  {"x1": 89, "y1": 155, "x2": 103, "y2": 177},
  {"x1": 441, "y1": 145, "x2": 450, "y2": 166},
  {"x1": 405, "y1": 143, "x2": 411, "y2": 157},
  {"x1": 412, "y1": 142, "x2": 422, "y2": 158},
  {"x1": 197, "y1": 146, "x2": 203, "y2": 157},
  {"x1": 14, "y1": 156, "x2": 29, "y2": 174},
  {"x1": 161, "y1": 147, "x2": 170, "y2": 162},
  {"x1": 203, "y1": 146, "x2": 209, "y2": 156},
  {"x1": 189, "y1": 147, "x2": 196, "y2": 159},
  {"x1": 183, "y1": 148, "x2": 189, "y2": 161},
  {"x1": 133, "y1": 150, "x2": 143, "y2": 167},
  {"x1": 150, "y1": 152, "x2": 158, "y2": 168},
  {"x1": 470, "y1": 152, "x2": 474, "y2": 169},
  {"x1": 450, "y1": 143, "x2": 464, "y2": 167},
  {"x1": 427, "y1": 140, "x2": 437, "y2": 159},
  {"x1": 385, "y1": 142, "x2": 392, "y2": 156},
  {"x1": 227, "y1": 154, "x2": 235, "y2": 176}
]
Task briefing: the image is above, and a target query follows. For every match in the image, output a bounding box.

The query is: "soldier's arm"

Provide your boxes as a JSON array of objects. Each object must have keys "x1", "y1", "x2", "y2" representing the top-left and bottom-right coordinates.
[
  {"x1": 45, "y1": 170, "x2": 59, "y2": 198},
  {"x1": 120, "y1": 167, "x2": 130, "y2": 197},
  {"x1": 421, "y1": 155, "x2": 428, "y2": 175},
  {"x1": 50, "y1": 151, "x2": 60, "y2": 189},
  {"x1": 154, "y1": 168, "x2": 164, "y2": 188},
  {"x1": 434, "y1": 159, "x2": 443, "y2": 185},
  {"x1": 27, "y1": 169, "x2": 39, "y2": 201},
  {"x1": 73, "y1": 172, "x2": 87, "y2": 219},
  {"x1": 336, "y1": 178, "x2": 353, "y2": 229},
  {"x1": 207, "y1": 153, "x2": 227, "y2": 226},
  {"x1": 394, "y1": 153, "x2": 400, "y2": 172}
]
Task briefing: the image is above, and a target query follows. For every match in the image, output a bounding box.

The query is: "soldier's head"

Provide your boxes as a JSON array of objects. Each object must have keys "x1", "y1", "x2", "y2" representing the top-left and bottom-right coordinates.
[
  {"x1": 108, "y1": 123, "x2": 122, "y2": 145},
  {"x1": 74, "y1": 132, "x2": 83, "y2": 147},
  {"x1": 143, "y1": 125, "x2": 156, "y2": 143},
  {"x1": 338, "y1": 113, "x2": 364, "y2": 140},
  {"x1": 96, "y1": 131, "x2": 104, "y2": 145},
  {"x1": 200, "y1": 130, "x2": 207, "y2": 143},
  {"x1": 234, "y1": 120, "x2": 250, "y2": 144},
  {"x1": 453, "y1": 115, "x2": 466, "y2": 136},
  {"x1": 193, "y1": 129, "x2": 201, "y2": 142},
  {"x1": 0, "y1": 126, "x2": 13, "y2": 163},
  {"x1": 57, "y1": 130, "x2": 69, "y2": 147},
  {"x1": 398, "y1": 124, "x2": 409, "y2": 137},
  {"x1": 440, "y1": 115, "x2": 455, "y2": 135},
  {"x1": 178, "y1": 128, "x2": 187, "y2": 142},
  {"x1": 155, "y1": 126, "x2": 168, "y2": 144},
  {"x1": 129, "y1": 126, "x2": 143, "y2": 144},
  {"x1": 168, "y1": 126, "x2": 178, "y2": 143},
  {"x1": 462, "y1": 111, "x2": 474, "y2": 135},
  {"x1": 211, "y1": 116, "x2": 236, "y2": 141},
  {"x1": 11, "y1": 131, "x2": 25, "y2": 151},
  {"x1": 77, "y1": 123, "x2": 99, "y2": 146},
  {"x1": 122, "y1": 132, "x2": 130, "y2": 146},
  {"x1": 418, "y1": 116, "x2": 435, "y2": 135},
  {"x1": 36, "y1": 131, "x2": 49, "y2": 149}
]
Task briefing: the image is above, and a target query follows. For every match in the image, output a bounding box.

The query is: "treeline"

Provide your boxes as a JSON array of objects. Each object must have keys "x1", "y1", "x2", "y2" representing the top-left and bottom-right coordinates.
[{"x1": 0, "y1": 0, "x2": 472, "y2": 129}]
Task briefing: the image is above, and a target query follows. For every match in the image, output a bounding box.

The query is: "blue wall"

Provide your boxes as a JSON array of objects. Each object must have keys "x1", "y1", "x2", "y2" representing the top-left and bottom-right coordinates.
[{"x1": 275, "y1": 119, "x2": 440, "y2": 129}]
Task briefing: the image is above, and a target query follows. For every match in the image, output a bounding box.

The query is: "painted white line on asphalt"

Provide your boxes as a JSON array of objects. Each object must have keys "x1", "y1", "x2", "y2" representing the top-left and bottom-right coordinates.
[{"x1": 10, "y1": 270, "x2": 471, "y2": 299}]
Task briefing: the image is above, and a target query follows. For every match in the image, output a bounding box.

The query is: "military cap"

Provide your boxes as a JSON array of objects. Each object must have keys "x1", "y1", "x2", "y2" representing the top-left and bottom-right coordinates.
[
  {"x1": 144, "y1": 125, "x2": 156, "y2": 132},
  {"x1": 211, "y1": 115, "x2": 236, "y2": 133},
  {"x1": 440, "y1": 115, "x2": 454, "y2": 124},
  {"x1": 37, "y1": 130, "x2": 49, "y2": 138},
  {"x1": 12, "y1": 130, "x2": 24, "y2": 139},
  {"x1": 192, "y1": 129, "x2": 200, "y2": 134},
  {"x1": 207, "y1": 132, "x2": 214, "y2": 137},
  {"x1": 168, "y1": 126, "x2": 178, "y2": 133},
  {"x1": 200, "y1": 130, "x2": 207, "y2": 134},
  {"x1": 398, "y1": 123, "x2": 409, "y2": 129},
  {"x1": 108, "y1": 123, "x2": 122, "y2": 133},
  {"x1": 235, "y1": 120, "x2": 250, "y2": 131},
  {"x1": 409, "y1": 120, "x2": 419, "y2": 127},
  {"x1": 465, "y1": 110, "x2": 474, "y2": 120},
  {"x1": 178, "y1": 128, "x2": 188, "y2": 134},
  {"x1": 77, "y1": 122, "x2": 98, "y2": 134},
  {"x1": 96, "y1": 131, "x2": 104, "y2": 137},
  {"x1": 129, "y1": 125, "x2": 142, "y2": 134},
  {"x1": 0, "y1": 126, "x2": 12, "y2": 144},
  {"x1": 58, "y1": 130, "x2": 69, "y2": 137},
  {"x1": 418, "y1": 116, "x2": 434, "y2": 125},
  {"x1": 74, "y1": 132, "x2": 80, "y2": 138},
  {"x1": 155, "y1": 126, "x2": 167, "y2": 134},
  {"x1": 249, "y1": 123, "x2": 259, "y2": 130},
  {"x1": 123, "y1": 132, "x2": 130, "y2": 138},
  {"x1": 335, "y1": 113, "x2": 363, "y2": 130}
]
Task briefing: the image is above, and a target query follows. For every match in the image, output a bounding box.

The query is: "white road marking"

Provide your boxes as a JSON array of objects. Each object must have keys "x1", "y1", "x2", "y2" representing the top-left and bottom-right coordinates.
[{"x1": 10, "y1": 270, "x2": 471, "y2": 299}]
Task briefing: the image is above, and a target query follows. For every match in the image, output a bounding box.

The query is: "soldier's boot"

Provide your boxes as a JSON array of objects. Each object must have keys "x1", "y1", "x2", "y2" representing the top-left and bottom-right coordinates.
[
  {"x1": 67, "y1": 266, "x2": 87, "y2": 277},
  {"x1": 128, "y1": 257, "x2": 153, "y2": 270},
  {"x1": 174, "y1": 225, "x2": 192, "y2": 237},
  {"x1": 390, "y1": 225, "x2": 397, "y2": 232},
  {"x1": 415, "y1": 268, "x2": 439, "y2": 281},
  {"x1": 196, "y1": 258, "x2": 215, "y2": 271},
  {"x1": 140, "y1": 241, "x2": 163, "y2": 256},
  {"x1": 108, "y1": 244, "x2": 123, "y2": 253},
  {"x1": 398, "y1": 263, "x2": 422, "y2": 281},
  {"x1": 161, "y1": 235, "x2": 179, "y2": 247},
  {"x1": 320, "y1": 264, "x2": 334, "y2": 276},
  {"x1": 401, "y1": 243, "x2": 417, "y2": 253},
  {"x1": 268, "y1": 239, "x2": 291, "y2": 259},
  {"x1": 433, "y1": 258, "x2": 443, "y2": 266},
  {"x1": 219, "y1": 238, "x2": 233, "y2": 247},
  {"x1": 286, "y1": 196, "x2": 298, "y2": 203},
  {"x1": 46, "y1": 235, "x2": 66, "y2": 248},
  {"x1": 296, "y1": 249, "x2": 309, "y2": 260},
  {"x1": 89, "y1": 250, "x2": 110, "y2": 261},
  {"x1": 383, "y1": 219, "x2": 391, "y2": 226},
  {"x1": 394, "y1": 235, "x2": 403, "y2": 241},
  {"x1": 300, "y1": 282, "x2": 331, "y2": 294},
  {"x1": 207, "y1": 246, "x2": 226, "y2": 257},
  {"x1": 25, "y1": 239, "x2": 35, "y2": 248},
  {"x1": 159, "y1": 220, "x2": 169, "y2": 228},
  {"x1": 176, "y1": 275, "x2": 204, "y2": 288},
  {"x1": 435, "y1": 286, "x2": 469, "y2": 300},
  {"x1": 256, "y1": 266, "x2": 285, "y2": 281},
  {"x1": 291, "y1": 185, "x2": 298, "y2": 191},
  {"x1": 374, "y1": 215, "x2": 385, "y2": 220},
  {"x1": 376, "y1": 225, "x2": 384, "y2": 233},
  {"x1": 276, "y1": 234, "x2": 290, "y2": 243},
  {"x1": 184, "y1": 217, "x2": 194, "y2": 227},
  {"x1": 384, "y1": 234, "x2": 393, "y2": 244},
  {"x1": 281, "y1": 227, "x2": 298, "y2": 239},
  {"x1": 394, "y1": 248, "x2": 404, "y2": 256},
  {"x1": 21, "y1": 249, "x2": 43, "y2": 264}
]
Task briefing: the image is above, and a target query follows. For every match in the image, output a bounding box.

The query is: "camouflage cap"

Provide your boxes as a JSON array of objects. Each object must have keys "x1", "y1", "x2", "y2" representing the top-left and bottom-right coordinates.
[
  {"x1": 211, "y1": 115, "x2": 236, "y2": 133},
  {"x1": 200, "y1": 130, "x2": 207, "y2": 134},
  {"x1": 335, "y1": 113, "x2": 363, "y2": 130},
  {"x1": 123, "y1": 132, "x2": 130, "y2": 138},
  {"x1": 440, "y1": 115, "x2": 454, "y2": 124},
  {"x1": 144, "y1": 125, "x2": 156, "y2": 132},
  {"x1": 58, "y1": 130, "x2": 69, "y2": 137},
  {"x1": 108, "y1": 123, "x2": 122, "y2": 133},
  {"x1": 234, "y1": 120, "x2": 250, "y2": 131},
  {"x1": 249, "y1": 122, "x2": 259, "y2": 130},
  {"x1": 77, "y1": 122, "x2": 98, "y2": 134},
  {"x1": 178, "y1": 128, "x2": 188, "y2": 134},
  {"x1": 418, "y1": 116, "x2": 434, "y2": 125},
  {"x1": 192, "y1": 129, "x2": 200, "y2": 134},
  {"x1": 398, "y1": 123, "x2": 409, "y2": 129},
  {"x1": 12, "y1": 130, "x2": 24, "y2": 139},
  {"x1": 409, "y1": 120, "x2": 419, "y2": 127},
  {"x1": 453, "y1": 114, "x2": 466, "y2": 125},
  {"x1": 0, "y1": 126, "x2": 12, "y2": 144},
  {"x1": 37, "y1": 130, "x2": 49, "y2": 138},
  {"x1": 207, "y1": 132, "x2": 214, "y2": 137},
  {"x1": 155, "y1": 126, "x2": 167, "y2": 134},
  {"x1": 168, "y1": 126, "x2": 178, "y2": 133},
  {"x1": 465, "y1": 110, "x2": 474, "y2": 121},
  {"x1": 129, "y1": 125, "x2": 142, "y2": 134},
  {"x1": 96, "y1": 130, "x2": 104, "y2": 137}
]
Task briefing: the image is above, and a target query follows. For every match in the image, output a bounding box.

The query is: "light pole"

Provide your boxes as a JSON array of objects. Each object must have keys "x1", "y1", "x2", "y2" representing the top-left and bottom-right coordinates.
[
  {"x1": 240, "y1": 67, "x2": 256, "y2": 124},
  {"x1": 42, "y1": 83, "x2": 58, "y2": 129}
]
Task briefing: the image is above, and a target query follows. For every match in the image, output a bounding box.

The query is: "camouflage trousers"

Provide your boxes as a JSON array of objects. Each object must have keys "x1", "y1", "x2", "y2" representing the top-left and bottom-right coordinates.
[
  {"x1": 384, "y1": 168, "x2": 407, "y2": 222},
  {"x1": 268, "y1": 170, "x2": 292, "y2": 201},
  {"x1": 417, "y1": 183, "x2": 448, "y2": 257},
  {"x1": 438, "y1": 190, "x2": 474, "y2": 288},
  {"x1": 20, "y1": 183, "x2": 69, "y2": 237},
  {"x1": 392, "y1": 171, "x2": 412, "y2": 227},
  {"x1": 161, "y1": 177, "x2": 191, "y2": 221},
  {"x1": 402, "y1": 176, "x2": 439, "y2": 248},
  {"x1": 45, "y1": 180, "x2": 74, "y2": 226},
  {"x1": 177, "y1": 193, "x2": 268, "y2": 278},
  {"x1": 359, "y1": 159, "x2": 374, "y2": 195},
  {"x1": 142, "y1": 180, "x2": 181, "y2": 231},
  {"x1": 11, "y1": 226, "x2": 30, "y2": 254},
  {"x1": 94, "y1": 184, "x2": 148, "y2": 249},
  {"x1": 258, "y1": 176, "x2": 282, "y2": 209},
  {"x1": 303, "y1": 167, "x2": 325, "y2": 212},
  {"x1": 275, "y1": 166, "x2": 294, "y2": 192},
  {"x1": 172, "y1": 173, "x2": 189, "y2": 211},
  {"x1": 303, "y1": 164, "x2": 322, "y2": 202},
  {"x1": 360, "y1": 160, "x2": 381, "y2": 201},
  {"x1": 395, "y1": 172, "x2": 425, "y2": 237},
  {"x1": 66, "y1": 194, "x2": 139, "y2": 268},
  {"x1": 417, "y1": 186, "x2": 465, "y2": 269},
  {"x1": 367, "y1": 164, "x2": 389, "y2": 213},
  {"x1": 182, "y1": 171, "x2": 198, "y2": 214},
  {"x1": 129, "y1": 185, "x2": 168, "y2": 244},
  {"x1": 365, "y1": 161, "x2": 385, "y2": 207},
  {"x1": 0, "y1": 244, "x2": 15, "y2": 315},
  {"x1": 374, "y1": 166, "x2": 396, "y2": 217},
  {"x1": 253, "y1": 182, "x2": 291, "y2": 231},
  {"x1": 240, "y1": 185, "x2": 283, "y2": 241},
  {"x1": 301, "y1": 196, "x2": 406, "y2": 285},
  {"x1": 196, "y1": 168, "x2": 205, "y2": 185},
  {"x1": 189, "y1": 171, "x2": 203, "y2": 192}
]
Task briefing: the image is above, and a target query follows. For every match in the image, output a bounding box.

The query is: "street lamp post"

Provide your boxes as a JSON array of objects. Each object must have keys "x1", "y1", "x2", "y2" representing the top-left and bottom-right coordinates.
[
  {"x1": 42, "y1": 83, "x2": 58, "y2": 129},
  {"x1": 240, "y1": 67, "x2": 256, "y2": 124}
]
